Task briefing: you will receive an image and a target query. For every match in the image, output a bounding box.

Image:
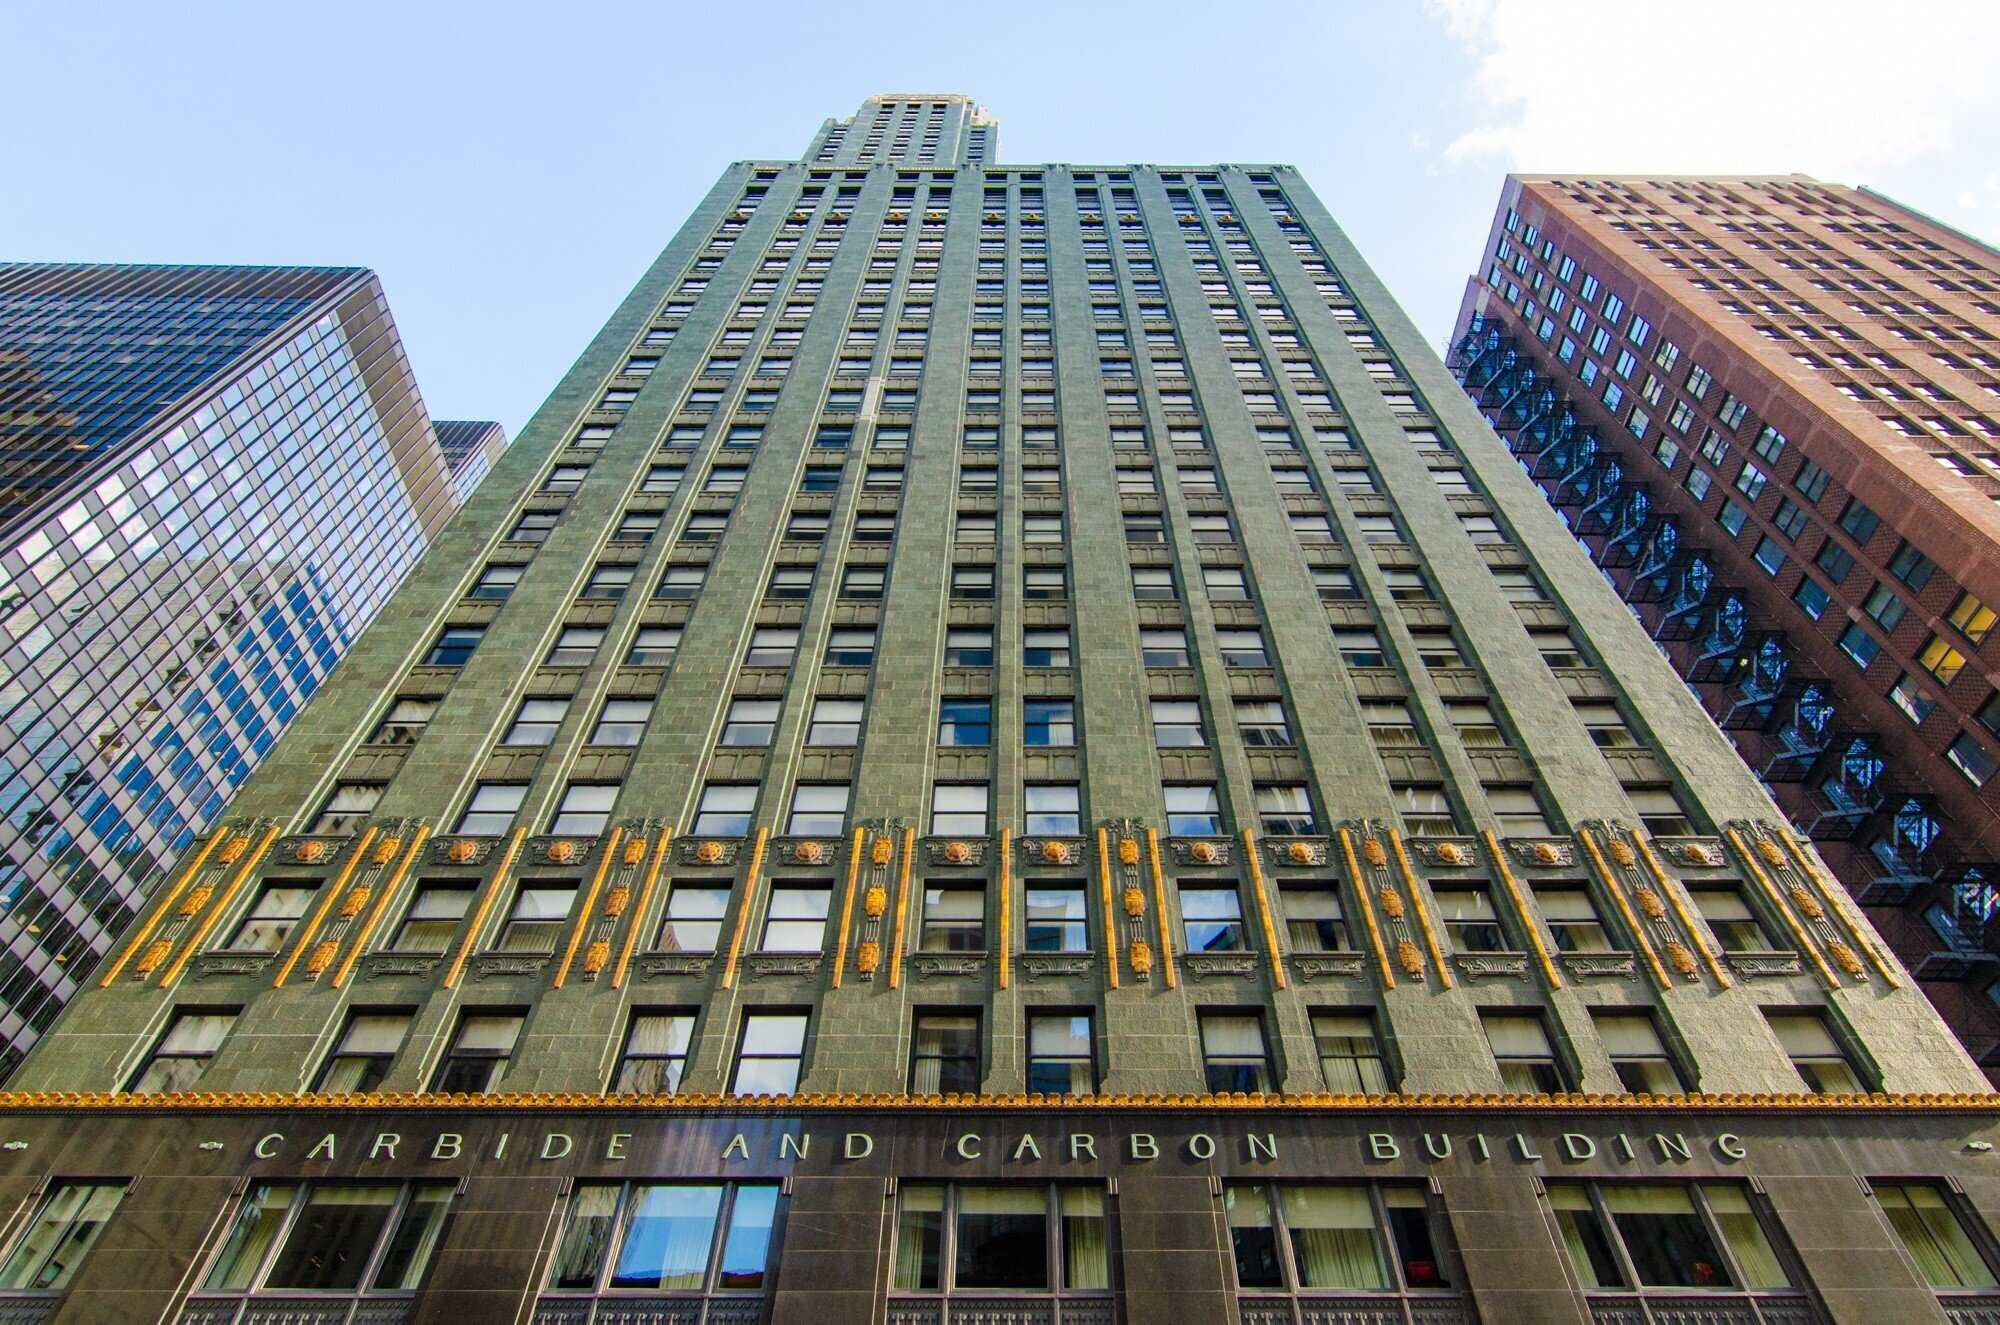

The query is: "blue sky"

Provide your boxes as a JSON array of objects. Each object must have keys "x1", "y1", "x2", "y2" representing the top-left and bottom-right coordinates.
[{"x1": 5, "y1": 0, "x2": 1995, "y2": 436}]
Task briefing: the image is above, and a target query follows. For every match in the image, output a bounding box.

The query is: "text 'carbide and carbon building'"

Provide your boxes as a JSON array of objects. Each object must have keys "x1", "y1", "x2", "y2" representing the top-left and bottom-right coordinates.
[
  {"x1": 1, "y1": 98, "x2": 1997, "y2": 1325},
  {"x1": 1448, "y1": 177, "x2": 2000, "y2": 1077},
  {"x1": 0, "y1": 263, "x2": 506, "y2": 1074}
]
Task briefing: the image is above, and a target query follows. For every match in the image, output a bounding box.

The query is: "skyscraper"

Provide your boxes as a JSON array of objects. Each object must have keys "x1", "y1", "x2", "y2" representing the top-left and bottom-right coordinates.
[
  {"x1": 0, "y1": 102, "x2": 1991, "y2": 1325},
  {"x1": 0, "y1": 263, "x2": 505, "y2": 1071},
  {"x1": 1448, "y1": 176, "x2": 2000, "y2": 1078}
]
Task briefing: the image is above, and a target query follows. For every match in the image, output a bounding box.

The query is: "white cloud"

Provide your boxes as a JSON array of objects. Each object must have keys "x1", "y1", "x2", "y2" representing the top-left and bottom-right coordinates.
[{"x1": 1428, "y1": 0, "x2": 2000, "y2": 180}]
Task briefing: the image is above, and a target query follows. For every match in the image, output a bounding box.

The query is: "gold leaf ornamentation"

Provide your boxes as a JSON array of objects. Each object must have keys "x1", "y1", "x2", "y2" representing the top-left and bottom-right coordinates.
[
  {"x1": 794, "y1": 840, "x2": 826, "y2": 864},
  {"x1": 1829, "y1": 941, "x2": 1865, "y2": 976},
  {"x1": 217, "y1": 836, "x2": 250, "y2": 865},
  {"x1": 178, "y1": 886, "x2": 213, "y2": 917},
  {"x1": 339, "y1": 887, "x2": 371, "y2": 918},
  {"x1": 1788, "y1": 885, "x2": 1825, "y2": 920},
  {"x1": 695, "y1": 841, "x2": 725, "y2": 864},
  {"x1": 1363, "y1": 839, "x2": 1387, "y2": 868},
  {"x1": 1634, "y1": 887, "x2": 1667, "y2": 920},
  {"x1": 1664, "y1": 940, "x2": 1699, "y2": 977},
  {"x1": 134, "y1": 940, "x2": 171, "y2": 974},
  {"x1": 1396, "y1": 939, "x2": 1424, "y2": 976},
  {"x1": 1435, "y1": 842, "x2": 1467, "y2": 866},
  {"x1": 1190, "y1": 841, "x2": 1220, "y2": 864},
  {"x1": 294, "y1": 840, "x2": 329, "y2": 864},
  {"x1": 1531, "y1": 842, "x2": 1561, "y2": 865},
  {"x1": 1757, "y1": 839, "x2": 1784, "y2": 866},
  {"x1": 1608, "y1": 840, "x2": 1635, "y2": 868},
  {"x1": 623, "y1": 838, "x2": 648, "y2": 867},
  {"x1": 856, "y1": 940, "x2": 881, "y2": 974},
  {"x1": 1122, "y1": 886, "x2": 1145, "y2": 918},
  {"x1": 1287, "y1": 841, "x2": 1316, "y2": 865},
  {"x1": 602, "y1": 885, "x2": 631, "y2": 918},
  {"x1": 1377, "y1": 886, "x2": 1405, "y2": 920},
  {"x1": 1117, "y1": 837, "x2": 1140, "y2": 866},
  {"x1": 582, "y1": 940, "x2": 611, "y2": 975},
  {"x1": 1128, "y1": 939, "x2": 1153, "y2": 975},
  {"x1": 305, "y1": 940, "x2": 339, "y2": 974},
  {"x1": 447, "y1": 840, "x2": 480, "y2": 864},
  {"x1": 943, "y1": 840, "x2": 972, "y2": 864},
  {"x1": 871, "y1": 836, "x2": 894, "y2": 866},
  {"x1": 546, "y1": 840, "x2": 579, "y2": 865},
  {"x1": 864, "y1": 886, "x2": 888, "y2": 918}
]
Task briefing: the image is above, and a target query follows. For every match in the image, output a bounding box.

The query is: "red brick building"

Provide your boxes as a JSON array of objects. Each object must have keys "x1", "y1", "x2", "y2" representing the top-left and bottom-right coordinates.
[{"x1": 1451, "y1": 175, "x2": 2000, "y2": 1072}]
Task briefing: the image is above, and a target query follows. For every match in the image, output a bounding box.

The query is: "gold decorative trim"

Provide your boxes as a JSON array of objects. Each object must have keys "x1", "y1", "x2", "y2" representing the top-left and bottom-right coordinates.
[
  {"x1": 441, "y1": 827, "x2": 520, "y2": 990},
  {"x1": 1389, "y1": 828, "x2": 1448, "y2": 990},
  {"x1": 1726, "y1": 827, "x2": 1837, "y2": 988},
  {"x1": 8, "y1": 1088, "x2": 1991, "y2": 1115},
  {"x1": 888, "y1": 825, "x2": 915, "y2": 989},
  {"x1": 160, "y1": 824, "x2": 282, "y2": 987},
  {"x1": 1241, "y1": 828, "x2": 1286, "y2": 990},
  {"x1": 1340, "y1": 828, "x2": 1394, "y2": 990},
  {"x1": 1779, "y1": 828, "x2": 1900, "y2": 989},
  {"x1": 613, "y1": 830, "x2": 672, "y2": 989},
  {"x1": 999, "y1": 826, "x2": 1013, "y2": 990},
  {"x1": 1484, "y1": 829, "x2": 1560, "y2": 990},
  {"x1": 1098, "y1": 826, "x2": 1120, "y2": 991},
  {"x1": 1634, "y1": 834, "x2": 1730, "y2": 989},
  {"x1": 555, "y1": 827, "x2": 623, "y2": 988},
  {"x1": 1145, "y1": 827, "x2": 1177, "y2": 989},
  {"x1": 274, "y1": 827, "x2": 378, "y2": 988},
  {"x1": 719, "y1": 826, "x2": 768, "y2": 989},
  {"x1": 830, "y1": 826, "x2": 866, "y2": 990},
  {"x1": 1580, "y1": 826, "x2": 1670, "y2": 990}
]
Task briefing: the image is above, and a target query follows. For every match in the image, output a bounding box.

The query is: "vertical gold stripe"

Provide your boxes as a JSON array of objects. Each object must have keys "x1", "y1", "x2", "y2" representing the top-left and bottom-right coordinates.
[
  {"x1": 998, "y1": 826, "x2": 1012, "y2": 990},
  {"x1": 101, "y1": 828, "x2": 225, "y2": 986},
  {"x1": 1727, "y1": 827, "x2": 1839, "y2": 988},
  {"x1": 1634, "y1": 833, "x2": 1731, "y2": 988},
  {"x1": 1240, "y1": 828, "x2": 1287, "y2": 989},
  {"x1": 332, "y1": 826, "x2": 433, "y2": 989},
  {"x1": 273, "y1": 827, "x2": 378, "y2": 987},
  {"x1": 1779, "y1": 828, "x2": 1900, "y2": 989},
  {"x1": 553, "y1": 828, "x2": 623, "y2": 989},
  {"x1": 1388, "y1": 827, "x2": 1449, "y2": 989},
  {"x1": 888, "y1": 825, "x2": 915, "y2": 989},
  {"x1": 1146, "y1": 827, "x2": 1177, "y2": 989},
  {"x1": 830, "y1": 827, "x2": 866, "y2": 989},
  {"x1": 159, "y1": 823, "x2": 282, "y2": 987},
  {"x1": 1097, "y1": 827, "x2": 1119, "y2": 990},
  {"x1": 719, "y1": 826, "x2": 768, "y2": 989},
  {"x1": 1482, "y1": 829, "x2": 1561, "y2": 990},
  {"x1": 1579, "y1": 827, "x2": 1670, "y2": 990},
  {"x1": 440, "y1": 828, "x2": 523, "y2": 989},
  {"x1": 612, "y1": 830, "x2": 672, "y2": 989},
  {"x1": 1340, "y1": 828, "x2": 1395, "y2": 990}
]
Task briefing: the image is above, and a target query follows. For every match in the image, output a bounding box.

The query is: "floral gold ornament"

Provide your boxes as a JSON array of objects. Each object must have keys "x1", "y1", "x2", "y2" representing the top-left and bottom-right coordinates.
[
  {"x1": 1634, "y1": 886, "x2": 1667, "y2": 920},
  {"x1": 794, "y1": 840, "x2": 826, "y2": 864},
  {"x1": 338, "y1": 887, "x2": 370, "y2": 918},
  {"x1": 943, "y1": 840, "x2": 972, "y2": 864},
  {"x1": 447, "y1": 839, "x2": 479, "y2": 864},
  {"x1": 1190, "y1": 841, "x2": 1219, "y2": 864},
  {"x1": 1377, "y1": 887, "x2": 1404, "y2": 920},
  {"x1": 1129, "y1": 939, "x2": 1153, "y2": 975},
  {"x1": 623, "y1": 838, "x2": 648, "y2": 867},
  {"x1": 1363, "y1": 838, "x2": 1387, "y2": 868},
  {"x1": 217, "y1": 835, "x2": 250, "y2": 865},
  {"x1": 602, "y1": 885, "x2": 631, "y2": 918},
  {"x1": 546, "y1": 840, "x2": 579, "y2": 865},
  {"x1": 582, "y1": 940, "x2": 611, "y2": 976},
  {"x1": 1665, "y1": 940, "x2": 1699, "y2": 977},
  {"x1": 372, "y1": 837, "x2": 402, "y2": 866},
  {"x1": 864, "y1": 885, "x2": 888, "y2": 918},
  {"x1": 1788, "y1": 885, "x2": 1825, "y2": 920},
  {"x1": 305, "y1": 940, "x2": 339, "y2": 975},
  {"x1": 134, "y1": 940, "x2": 171, "y2": 974},
  {"x1": 1531, "y1": 841, "x2": 1562, "y2": 866},
  {"x1": 1829, "y1": 941, "x2": 1865, "y2": 976},
  {"x1": 1396, "y1": 939, "x2": 1424, "y2": 977},
  {"x1": 294, "y1": 840, "x2": 329, "y2": 864},
  {"x1": 1041, "y1": 839, "x2": 1071, "y2": 864},
  {"x1": 1680, "y1": 843, "x2": 1721, "y2": 867},
  {"x1": 872, "y1": 836, "x2": 894, "y2": 866},
  {"x1": 1118, "y1": 837, "x2": 1140, "y2": 866},
  {"x1": 1434, "y1": 842, "x2": 1467, "y2": 865},
  {"x1": 1122, "y1": 886, "x2": 1145, "y2": 918},
  {"x1": 1757, "y1": 838, "x2": 1784, "y2": 866},
  {"x1": 856, "y1": 940, "x2": 881, "y2": 974},
  {"x1": 1608, "y1": 840, "x2": 1635, "y2": 867},
  {"x1": 695, "y1": 841, "x2": 725, "y2": 864},
  {"x1": 1286, "y1": 841, "x2": 1315, "y2": 864},
  {"x1": 178, "y1": 886, "x2": 212, "y2": 917}
]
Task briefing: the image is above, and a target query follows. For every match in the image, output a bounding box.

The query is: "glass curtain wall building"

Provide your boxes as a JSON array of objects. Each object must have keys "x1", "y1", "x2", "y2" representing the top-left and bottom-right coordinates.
[
  {"x1": 0, "y1": 263, "x2": 505, "y2": 1071},
  {"x1": 0, "y1": 103, "x2": 1994, "y2": 1325}
]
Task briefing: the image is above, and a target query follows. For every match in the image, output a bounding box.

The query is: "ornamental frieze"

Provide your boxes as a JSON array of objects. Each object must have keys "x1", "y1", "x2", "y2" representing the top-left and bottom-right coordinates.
[
  {"x1": 1286, "y1": 953, "x2": 1367, "y2": 983},
  {"x1": 1167, "y1": 837, "x2": 1231, "y2": 867},
  {"x1": 1452, "y1": 952, "x2": 1532, "y2": 982},
  {"x1": 635, "y1": 953, "x2": 715, "y2": 980},
  {"x1": 1261, "y1": 837, "x2": 1328, "y2": 868},
  {"x1": 1182, "y1": 953, "x2": 1260, "y2": 982},
  {"x1": 1558, "y1": 953, "x2": 1639, "y2": 982},
  {"x1": 674, "y1": 838, "x2": 740, "y2": 867},
  {"x1": 909, "y1": 953, "x2": 988, "y2": 980},
  {"x1": 922, "y1": 837, "x2": 988, "y2": 867},
  {"x1": 1018, "y1": 954, "x2": 1093, "y2": 981}
]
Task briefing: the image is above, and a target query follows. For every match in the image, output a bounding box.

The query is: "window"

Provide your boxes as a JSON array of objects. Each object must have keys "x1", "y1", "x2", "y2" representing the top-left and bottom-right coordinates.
[
  {"x1": 547, "y1": 626, "x2": 604, "y2": 667},
  {"x1": 1481, "y1": 1011, "x2": 1567, "y2": 1092},
  {"x1": 545, "y1": 1181, "x2": 778, "y2": 1294},
  {"x1": 1311, "y1": 1011, "x2": 1389, "y2": 1094},
  {"x1": 1026, "y1": 784, "x2": 1081, "y2": 835},
  {"x1": 1919, "y1": 633, "x2": 1968, "y2": 684},
  {"x1": 392, "y1": 882, "x2": 474, "y2": 952},
  {"x1": 1152, "y1": 699, "x2": 1205, "y2": 747},
  {"x1": 611, "y1": 1012, "x2": 695, "y2": 1094},
  {"x1": 498, "y1": 880, "x2": 577, "y2": 953},
  {"x1": 424, "y1": 625, "x2": 483, "y2": 667},
  {"x1": 431, "y1": 1011, "x2": 522, "y2": 1091},
  {"x1": 952, "y1": 565, "x2": 994, "y2": 600},
  {"x1": 655, "y1": 566, "x2": 707, "y2": 599},
  {"x1": 1023, "y1": 698, "x2": 1076, "y2": 748},
  {"x1": 721, "y1": 699, "x2": 779, "y2": 747},
  {"x1": 1141, "y1": 629, "x2": 1190, "y2": 667},
  {"x1": 1024, "y1": 568, "x2": 1067, "y2": 600},
  {"x1": 1889, "y1": 539, "x2": 1937, "y2": 590},
  {"x1": 1256, "y1": 784, "x2": 1315, "y2": 835},
  {"x1": 201, "y1": 1182, "x2": 453, "y2": 1296},
  {"x1": 937, "y1": 699, "x2": 991, "y2": 747},
  {"x1": 1131, "y1": 567, "x2": 1176, "y2": 601},
  {"x1": 693, "y1": 784, "x2": 756, "y2": 837},
  {"x1": 457, "y1": 782, "x2": 526, "y2": 836},
  {"x1": 1181, "y1": 885, "x2": 1246, "y2": 952},
  {"x1": 920, "y1": 884, "x2": 985, "y2": 952},
  {"x1": 470, "y1": 564, "x2": 523, "y2": 600},
  {"x1": 1538, "y1": 885, "x2": 1612, "y2": 952},
  {"x1": 1218, "y1": 629, "x2": 1268, "y2": 667},
  {"x1": 1026, "y1": 1013, "x2": 1094, "y2": 1094},
  {"x1": 761, "y1": 884, "x2": 830, "y2": 952},
  {"x1": 1766, "y1": 1010, "x2": 1866, "y2": 1094},
  {"x1": 1838, "y1": 622, "x2": 1881, "y2": 669},
  {"x1": 314, "y1": 1010, "x2": 412, "y2": 1091},
  {"x1": 657, "y1": 885, "x2": 729, "y2": 952},
  {"x1": 550, "y1": 784, "x2": 617, "y2": 836},
  {"x1": 1166, "y1": 784, "x2": 1223, "y2": 836},
  {"x1": 1435, "y1": 885, "x2": 1508, "y2": 953},
  {"x1": 931, "y1": 784, "x2": 989, "y2": 836},
  {"x1": 1863, "y1": 582, "x2": 1907, "y2": 632},
  {"x1": 588, "y1": 699, "x2": 650, "y2": 747},
  {"x1": 1948, "y1": 731, "x2": 1998, "y2": 786},
  {"x1": 1692, "y1": 887, "x2": 1777, "y2": 953},
  {"x1": 1226, "y1": 1181, "x2": 1456, "y2": 1293},
  {"x1": 1549, "y1": 1182, "x2": 1796, "y2": 1295},
  {"x1": 1837, "y1": 496, "x2": 1880, "y2": 543},
  {"x1": 764, "y1": 567, "x2": 813, "y2": 600},
  {"x1": 129, "y1": 1009, "x2": 235, "y2": 1092},
  {"x1": 891, "y1": 1183, "x2": 1108, "y2": 1295},
  {"x1": 910, "y1": 1012, "x2": 981, "y2": 1093},
  {"x1": 508, "y1": 511, "x2": 558, "y2": 543},
  {"x1": 1199, "y1": 1013, "x2": 1272, "y2": 1092},
  {"x1": 1596, "y1": 1011, "x2": 1688, "y2": 1094},
  {"x1": 505, "y1": 695, "x2": 574, "y2": 749},
  {"x1": 1626, "y1": 786, "x2": 1692, "y2": 837},
  {"x1": 0, "y1": 1181, "x2": 126, "y2": 1292},
  {"x1": 731, "y1": 1011, "x2": 808, "y2": 1094},
  {"x1": 824, "y1": 629, "x2": 876, "y2": 668},
  {"x1": 368, "y1": 697, "x2": 435, "y2": 747},
  {"x1": 1791, "y1": 577, "x2": 1831, "y2": 619},
  {"x1": 1889, "y1": 673, "x2": 1938, "y2": 725},
  {"x1": 804, "y1": 699, "x2": 862, "y2": 747},
  {"x1": 1949, "y1": 591, "x2": 1997, "y2": 644},
  {"x1": 226, "y1": 882, "x2": 316, "y2": 952},
  {"x1": 1023, "y1": 884, "x2": 1087, "y2": 953},
  {"x1": 787, "y1": 784, "x2": 848, "y2": 835},
  {"x1": 1282, "y1": 884, "x2": 1348, "y2": 952},
  {"x1": 1752, "y1": 535, "x2": 1785, "y2": 576},
  {"x1": 1872, "y1": 1184, "x2": 2000, "y2": 1291},
  {"x1": 744, "y1": 628, "x2": 799, "y2": 668}
]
